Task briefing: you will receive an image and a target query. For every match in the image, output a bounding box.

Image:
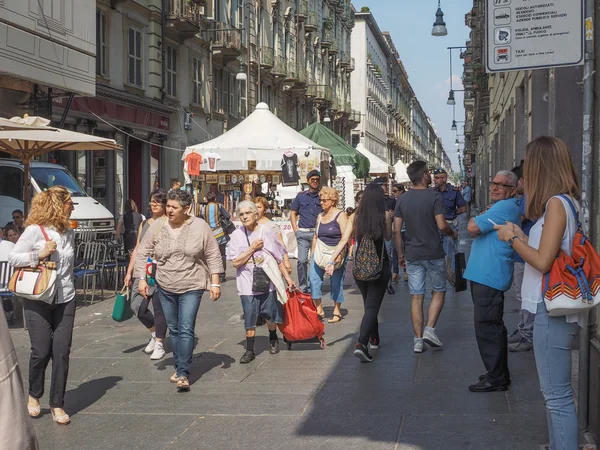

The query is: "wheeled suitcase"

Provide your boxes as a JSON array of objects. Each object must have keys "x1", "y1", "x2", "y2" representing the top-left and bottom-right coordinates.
[{"x1": 278, "y1": 289, "x2": 325, "y2": 349}]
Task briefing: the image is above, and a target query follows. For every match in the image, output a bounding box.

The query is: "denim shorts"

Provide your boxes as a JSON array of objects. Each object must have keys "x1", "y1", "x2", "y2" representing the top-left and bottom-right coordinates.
[
  {"x1": 240, "y1": 290, "x2": 283, "y2": 329},
  {"x1": 406, "y1": 259, "x2": 446, "y2": 295}
]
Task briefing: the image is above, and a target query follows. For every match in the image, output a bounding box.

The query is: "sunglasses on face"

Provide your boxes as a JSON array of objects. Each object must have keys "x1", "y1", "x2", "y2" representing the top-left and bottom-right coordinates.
[{"x1": 12, "y1": 216, "x2": 22, "y2": 220}]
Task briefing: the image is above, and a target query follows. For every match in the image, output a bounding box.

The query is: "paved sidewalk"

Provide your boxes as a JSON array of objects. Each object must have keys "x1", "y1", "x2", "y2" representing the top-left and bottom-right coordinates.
[{"x1": 8, "y1": 217, "x2": 552, "y2": 450}]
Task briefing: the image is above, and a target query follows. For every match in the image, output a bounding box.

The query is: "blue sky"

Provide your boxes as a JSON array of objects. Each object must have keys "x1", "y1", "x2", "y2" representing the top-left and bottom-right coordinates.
[{"x1": 360, "y1": 0, "x2": 474, "y2": 171}]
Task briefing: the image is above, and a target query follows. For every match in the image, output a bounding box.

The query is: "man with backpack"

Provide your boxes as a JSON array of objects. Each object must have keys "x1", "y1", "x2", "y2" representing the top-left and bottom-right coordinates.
[{"x1": 394, "y1": 161, "x2": 457, "y2": 353}]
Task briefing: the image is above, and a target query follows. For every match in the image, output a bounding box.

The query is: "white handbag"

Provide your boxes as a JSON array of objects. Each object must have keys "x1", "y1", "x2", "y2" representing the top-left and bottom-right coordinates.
[
  {"x1": 312, "y1": 215, "x2": 346, "y2": 270},
  {"x1": 8, "y1": 226, "x2": 57, "y2": 303}
]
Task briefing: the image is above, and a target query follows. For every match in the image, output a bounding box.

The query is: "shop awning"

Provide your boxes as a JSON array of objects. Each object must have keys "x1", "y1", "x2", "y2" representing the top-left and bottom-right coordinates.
[
  {"x1": 299, "y1": 122, "x2": 370, "y2": 179},
  {"x1": 355, "y1": 143, "x2": 393, "y2": 175},
  {"x1": 394, "y1": 159, "x2": 410, "y2": 183},
  {"x1": 181, "y1": 103, "x2": 328, "y2": 171}
]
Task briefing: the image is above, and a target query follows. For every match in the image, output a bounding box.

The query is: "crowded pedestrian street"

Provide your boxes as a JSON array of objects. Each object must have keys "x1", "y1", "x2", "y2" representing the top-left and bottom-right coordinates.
[{"x1": 4, "y1": 216, "x2": 565, "y2": 449}]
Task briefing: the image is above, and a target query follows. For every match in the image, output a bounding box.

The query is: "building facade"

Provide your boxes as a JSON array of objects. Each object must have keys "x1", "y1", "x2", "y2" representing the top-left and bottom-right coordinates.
[
  {"x1": 0, "y1": 0, "x2": 356, "y2": 216},
  {"x1": 351, "y1": 8, "x2": 449, "y2": 170}
]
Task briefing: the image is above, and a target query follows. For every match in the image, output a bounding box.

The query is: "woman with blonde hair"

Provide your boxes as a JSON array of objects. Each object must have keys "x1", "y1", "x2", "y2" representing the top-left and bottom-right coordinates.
[
  {"x1": 9, "y1": 186, "x2": 76, "y2": 425},
  {"x1": 254, "y1": 197, "x2": 291, "y2": 274},
  {"x1": 310, "y1": 187, "x2": 349, "y2": 323},
  {"x1": 495, "y1": 136, "x2": 582, "y2": 449}
]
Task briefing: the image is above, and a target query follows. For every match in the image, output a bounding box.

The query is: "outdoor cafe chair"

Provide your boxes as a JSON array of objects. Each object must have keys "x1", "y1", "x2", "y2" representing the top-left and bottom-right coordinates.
[
  {"x1": 0, "y1": 261, "x2": 23, "y2": 329},
  {"x1": 95, "y1": 238, "x2": 129, "y2": 293},
  {"x1": 74, "y1": 241, "x2": 107, "y2": 305}
]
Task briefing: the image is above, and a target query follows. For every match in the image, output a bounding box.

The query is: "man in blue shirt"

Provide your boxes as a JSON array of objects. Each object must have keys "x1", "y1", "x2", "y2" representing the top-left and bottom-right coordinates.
[
  {"x1": 290, "y1": 170, "x2": 323, "y2": 293},
  {"x1": 464, "y1": 170, "x2": 521, "y2": 393},
  {"x1": 434, "y1": 168, "x2": 466, "y2": 271},
  {"x1": 508, "y1": 165, "x2": 536, "y2": 352}
]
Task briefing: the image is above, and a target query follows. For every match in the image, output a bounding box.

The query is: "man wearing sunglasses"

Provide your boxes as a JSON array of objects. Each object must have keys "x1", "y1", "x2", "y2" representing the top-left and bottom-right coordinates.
[
  {"x1": 4, "y1": 209, "x2": 24, "y2": 235},
  {"x1": 464, "y1": 170, "x2": 521, "y2": 393}
]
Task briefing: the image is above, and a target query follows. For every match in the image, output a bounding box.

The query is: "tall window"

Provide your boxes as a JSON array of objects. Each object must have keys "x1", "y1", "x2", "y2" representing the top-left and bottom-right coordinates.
[
  {"x1": 166, "y1": 46, "x2": 177, "y2": 96},
  {"x1": 192, "y1": 57, "x2": 202, "y2": 105},
  {"x1": 127, "y1": 27, "x2": 142, "y2": 87},
  {"x1": 96, "y1": 10, "x2": 107, "y2": 76}
]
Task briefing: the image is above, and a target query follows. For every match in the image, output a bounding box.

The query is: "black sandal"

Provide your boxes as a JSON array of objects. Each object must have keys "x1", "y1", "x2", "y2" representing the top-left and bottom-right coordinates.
[{"x1": 328, "y1": 314, "x2": 342, "y2": 323}]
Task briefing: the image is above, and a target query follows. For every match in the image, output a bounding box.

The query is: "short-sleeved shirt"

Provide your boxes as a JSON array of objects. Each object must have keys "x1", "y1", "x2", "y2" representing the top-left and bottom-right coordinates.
[
  {"x1": 514, "y1": 195, "x2": 537, "y2": 264},
  {"x1": 227, "y1": 225, "x2": 286, "y2": 296},
  {"x1": 434, "y1": 185, "x2": 466, "y2": 220},
  {"x1": 464, "y1": 198, "x2": 521, "y2": 292},
  {"x1": 290, "y1": 190, "x2": 322, "y2": 229},
  {"x1": 394, "y1": 189, "x2": 445, "y2": 261},
  {"x1": 385, "y1": 196, "x2": 396, "y2": 212}
]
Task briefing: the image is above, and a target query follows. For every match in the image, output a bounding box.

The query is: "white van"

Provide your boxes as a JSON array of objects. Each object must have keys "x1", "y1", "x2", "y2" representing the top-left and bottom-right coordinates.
[{"x1": 0, "y1": 159, "x2": 115, "y2": 233}]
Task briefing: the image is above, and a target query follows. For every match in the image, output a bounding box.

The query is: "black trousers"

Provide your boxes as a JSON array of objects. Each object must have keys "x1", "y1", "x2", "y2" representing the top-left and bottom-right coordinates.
[
  {"x1": 219, "y1": 243, "x2": 227, "y2": 273},
  {"x1": 355, "y1": 260, "x2": 391, "y2": 347},
  {"x1": 470, "y1": 281, "x2": 510, "y2": 385},
  {"x1": 23, "y1": 298, "x2": 76, "y2": 408},
  {"x1": 137, "y1": 293, "x2": 167, "y2": 340}
]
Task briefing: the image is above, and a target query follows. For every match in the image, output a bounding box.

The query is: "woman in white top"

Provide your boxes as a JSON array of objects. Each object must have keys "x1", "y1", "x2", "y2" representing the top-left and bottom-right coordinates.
[
  {"x1": 9, "y1": 186, "x2": 76, "y2": 426},
  {"x1": 254, "y1": 197, "x2": 291, "y2": 274},
  {"x1": 495, "y1": 137, "x2": 581, "y2": 450}
]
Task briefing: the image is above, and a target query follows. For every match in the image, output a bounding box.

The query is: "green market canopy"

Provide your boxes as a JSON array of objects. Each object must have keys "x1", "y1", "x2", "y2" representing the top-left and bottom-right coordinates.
[{"x1": 299, "y1": 122, "x2": 370, "y2": 179}]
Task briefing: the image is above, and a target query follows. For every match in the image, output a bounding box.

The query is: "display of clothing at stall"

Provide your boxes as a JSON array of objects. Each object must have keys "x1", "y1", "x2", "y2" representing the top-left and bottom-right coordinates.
[
  {"x1": 329, "y1": 155, "x2": 337, "y2": 182},
  {"x1": 205, "y1": 151, "x2": 221, "y2": 172},
  {"x1": 281, "y1": 152, "x2": 300, "y2": 186},
  {"x1": 185, "y1": 152, "x2": 203, "y2": 176}
]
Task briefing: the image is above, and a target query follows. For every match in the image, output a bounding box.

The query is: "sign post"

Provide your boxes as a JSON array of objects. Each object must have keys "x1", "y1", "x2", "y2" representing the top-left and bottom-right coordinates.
[{"x1": 486, "y1": 0, "x2": 584, "y2": 72}]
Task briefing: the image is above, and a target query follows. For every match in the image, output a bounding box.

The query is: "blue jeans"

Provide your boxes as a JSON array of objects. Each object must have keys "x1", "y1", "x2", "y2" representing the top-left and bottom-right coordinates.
[
  {"x1": 158, "y1": 287, "x2": 204, "y2": 379},
  {"x1": 296, "y1": 230, "x2": 314, "y2": 293},
  {"x1": 385, "y1": 240, "x2": 399, "y2": 275},
  {"x1": 309, "y1": 256, "x2": 347, "y2": 303},
  {"x1": 533, "y1": 302, "x2": 579, "y2": 450},
  {"x1": 406, "y1": 259, "x2": 446, "y2": 295}
]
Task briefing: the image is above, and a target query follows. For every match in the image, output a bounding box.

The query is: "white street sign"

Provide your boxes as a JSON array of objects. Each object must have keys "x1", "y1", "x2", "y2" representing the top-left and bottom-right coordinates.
[{"x1": 486, "y1": 0, "x2": 584, "y2": 72}]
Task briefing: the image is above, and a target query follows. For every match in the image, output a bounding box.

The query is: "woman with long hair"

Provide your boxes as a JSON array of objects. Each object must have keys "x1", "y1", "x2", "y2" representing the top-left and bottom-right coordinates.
[
  {"x1": 326, "y1": 184, "x2": 392, "y2": 361},
  {"x1": 9, "y1": 186, "x2": 76, "y2": 425},
  {"x1": 309, "y1": 187, "x2": 349, "y2": 323},
  {"x1": 254, "y1": 197, "x2": 291, "y2": 274},
  {"x1": 135, "y1": 190, "x2": 224, "y2": 392},
  {"x1": 495, "y1": 136, "x2": 582, "y2": 449},
  {"x1": 123, "y1": 189, "x2": 169, "y2": 360}
]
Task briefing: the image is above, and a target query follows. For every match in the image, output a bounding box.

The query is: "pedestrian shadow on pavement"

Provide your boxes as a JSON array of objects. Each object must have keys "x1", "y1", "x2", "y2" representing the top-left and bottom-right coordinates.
[
  {"x1": 153, "y1": 350, "x2": 235, "y2": 386},
  {"x1": 325, "y1": 332, "x2": 356, "y2": 347},
  {"x1": 64, "y1": 376, "x2": 123, "y2": 416},
  {"x1": 121, "y1": 343, "x2": 147, "y2": 354}
]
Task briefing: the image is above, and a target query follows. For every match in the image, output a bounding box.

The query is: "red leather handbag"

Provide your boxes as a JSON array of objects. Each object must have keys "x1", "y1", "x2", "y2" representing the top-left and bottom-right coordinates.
[{"x1": 278, "y1": 289, "x2": 325, "y2": 347}]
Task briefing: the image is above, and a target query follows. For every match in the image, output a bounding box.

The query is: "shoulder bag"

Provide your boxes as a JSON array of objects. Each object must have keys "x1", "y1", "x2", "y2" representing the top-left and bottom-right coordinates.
[
  {"x1": 312, "y1": 213, "x2": 347, "y2": 270},
  {"x1": 219, "y1": 205, "x2": 236, "y2": 235},
  {"x1": 8, "y1": 225, "x2": 57, "y2": 303},
  {"x1": 245, "y1": 227, "x2": 271, "y2": 293},
  {"x1": 543, "y1": 195, "x2": 600, "y2": 316}
]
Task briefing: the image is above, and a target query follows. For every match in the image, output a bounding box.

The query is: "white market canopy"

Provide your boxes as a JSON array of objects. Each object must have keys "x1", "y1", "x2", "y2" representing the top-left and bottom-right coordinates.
[
  {"x1": 394, "y1": 159, "x2": 410, "y2": 183},
  {"x1": 355, "y1": 143, "x2": 393, "y2": 175},
  {"x1": 182, "y1": 102, "x2": 328, "y2": 171}
]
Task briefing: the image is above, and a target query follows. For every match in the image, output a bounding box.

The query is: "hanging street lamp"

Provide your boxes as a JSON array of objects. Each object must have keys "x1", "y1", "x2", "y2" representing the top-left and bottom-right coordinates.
[
  {"x1": 447, "y1": 89, "x2": 456, "y2": 105},
  {"x1": 432, "y1": 0, "x2": 448, "y2": 37}
]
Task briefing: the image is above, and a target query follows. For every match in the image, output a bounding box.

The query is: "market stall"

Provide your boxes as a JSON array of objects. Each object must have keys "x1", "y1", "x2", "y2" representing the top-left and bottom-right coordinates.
[
  {"x1": 181, "y1": 102, "x2": 330, "y2": 215},
  {"x1": 353, "y1": 142, "x2": 395, "y2": 193},
  {"x1": 394, "y1": 159, "x2": 410, "y2": 183},
  {"x1": 299, "y1": 122, "x2": 370, "y2": 209}
]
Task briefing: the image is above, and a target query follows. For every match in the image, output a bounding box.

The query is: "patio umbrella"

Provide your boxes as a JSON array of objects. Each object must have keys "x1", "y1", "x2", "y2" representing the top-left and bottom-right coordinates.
[{"x1": 0, "y1": 115, "x2": 121, "y2": 216}]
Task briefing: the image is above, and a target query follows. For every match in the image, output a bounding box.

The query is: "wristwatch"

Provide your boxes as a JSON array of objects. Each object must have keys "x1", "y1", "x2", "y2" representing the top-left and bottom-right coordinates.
[{"x1": 508, "y1": 235, "x2": 520, "y2": 247}]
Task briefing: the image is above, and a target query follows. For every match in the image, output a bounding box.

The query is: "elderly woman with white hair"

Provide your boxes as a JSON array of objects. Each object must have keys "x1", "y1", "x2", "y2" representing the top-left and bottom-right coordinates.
[{"x1": 228, "y1": 201, "x2": 296, "y2": 364}]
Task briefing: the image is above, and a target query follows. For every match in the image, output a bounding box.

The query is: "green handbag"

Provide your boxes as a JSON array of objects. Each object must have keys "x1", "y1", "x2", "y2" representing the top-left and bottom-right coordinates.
[{"x1": 112, "y1": 286, "x2": 134, "y2": 322}]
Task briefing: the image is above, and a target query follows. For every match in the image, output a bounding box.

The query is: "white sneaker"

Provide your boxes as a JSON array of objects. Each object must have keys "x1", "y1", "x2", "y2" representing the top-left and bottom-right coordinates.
[
  {"x1": 150, "y1": 342, "x2": 165, "y2": 360},
  {"x1": 423, "y1": 327, "x2": 443, "y2": 348},
  {"x1": 414, "y1": 339, "x2": 427, "y2": 353},
  {"x1": 144, "y1": 335, "x2": 156, "y2": 354}
]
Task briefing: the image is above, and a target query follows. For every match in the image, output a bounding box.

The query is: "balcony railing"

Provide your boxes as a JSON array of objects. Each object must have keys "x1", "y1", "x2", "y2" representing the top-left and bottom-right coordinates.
[
  {"x1": 260, "y1": 46, "x2": 274, "y2": 68},
  {"x1": 321, "y1": 30, "x2": 333, "y2": 47},
  {"x1": 329, "y1": 40, "x2": 339, "y2": 54},
  {"x1": 296, "y1": 66, "x2": 308, "y2": 84},
  {"x1": 347, "y1": 57, "x2": 355, "y2": 72},
  {"x1": 305, "y1": 12, "x2": 317, "y2": 31},
  {"x1": 339, "y1": 51, "x2": 350, "y2": 66},
  {"x1": 213, "y1": 22, "x2": 242, "y2": 51},
  {"x1": 166, "y1": 0, "x2": 202, "y2": 39},
  {"x1": 272, "y1": 56, "x2": 287, "y2": 77}
]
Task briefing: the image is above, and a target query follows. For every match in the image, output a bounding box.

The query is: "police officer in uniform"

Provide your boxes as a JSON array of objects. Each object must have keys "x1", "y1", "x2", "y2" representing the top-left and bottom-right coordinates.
[{"x1": 433, "y1": 168, "x2": 466, "y2": 261}]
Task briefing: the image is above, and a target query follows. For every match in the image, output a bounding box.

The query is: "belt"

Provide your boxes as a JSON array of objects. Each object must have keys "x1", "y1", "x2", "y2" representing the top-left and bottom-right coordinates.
[{"x1": 298, "y1": 228, "x2": 316, "y2": 232}]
